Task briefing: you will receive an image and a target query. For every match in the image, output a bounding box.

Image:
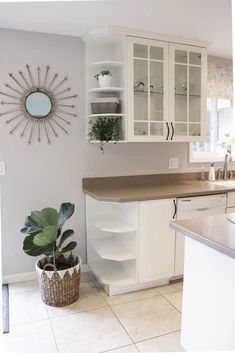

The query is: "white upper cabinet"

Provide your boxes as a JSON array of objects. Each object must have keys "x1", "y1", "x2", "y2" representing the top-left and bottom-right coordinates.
[
  {"x1": 127, "y1": 37, "x2": 169, "y2": 141},
  {"x1": 127, "y1": 36, "x2": 207, "y2": 142},
  {"x1": 170, "y1": 43, "x2": 207, "y2": 142}
]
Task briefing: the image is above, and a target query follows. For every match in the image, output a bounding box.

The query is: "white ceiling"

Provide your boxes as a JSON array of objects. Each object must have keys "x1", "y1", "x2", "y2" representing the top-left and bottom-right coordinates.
[{"x1": 0, "y1": 0, "x2": 232, "y2": 58}]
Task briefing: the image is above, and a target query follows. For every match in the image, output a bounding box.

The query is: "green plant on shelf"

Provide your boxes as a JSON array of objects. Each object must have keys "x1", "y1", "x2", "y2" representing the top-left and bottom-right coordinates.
[{"x1": 88, "y1": 116, "x2": 122, "y2": 152}]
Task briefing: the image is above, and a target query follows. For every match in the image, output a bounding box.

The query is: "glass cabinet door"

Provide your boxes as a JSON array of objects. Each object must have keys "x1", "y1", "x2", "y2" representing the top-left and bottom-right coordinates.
[
  {"x1": 172, "y1": 44, "x2": 206, "y2": 141},
  {"x1": 128, "y1": 38, "x2": 168, "y2": 140}
]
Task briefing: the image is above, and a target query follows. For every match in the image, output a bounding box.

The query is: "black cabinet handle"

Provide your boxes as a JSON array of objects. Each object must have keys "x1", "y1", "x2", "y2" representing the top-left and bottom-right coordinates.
[
  {"x1": 166, "y1": 122, "x2": 170, "y2": 140},
  {"x1": 171, "y1": 122, "x2": 174, "y2": 140},
  {"x1": 173, "y1": 199, "x2": 177, "y2": 219}
]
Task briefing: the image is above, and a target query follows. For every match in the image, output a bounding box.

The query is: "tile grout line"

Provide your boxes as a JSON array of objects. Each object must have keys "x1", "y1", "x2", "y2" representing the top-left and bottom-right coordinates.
[
  {"x1": 102, "y1": 292, "x2": 161, "y2": 307},
  {"x1": 134, "y1": 328, "x2": 181, "y2": 345},
  {"x1": 48, "y1": 317, "x2": 60, "y2": 353},
  {"x1": 157, "y1": 291, "x2": 182, "y2": 315},
  {"x1": 105, "y1": 300, "x2": 137, "y2": 347},
  {"x1": 100, "y1": 343, "x2": 139, "y2": 353}
]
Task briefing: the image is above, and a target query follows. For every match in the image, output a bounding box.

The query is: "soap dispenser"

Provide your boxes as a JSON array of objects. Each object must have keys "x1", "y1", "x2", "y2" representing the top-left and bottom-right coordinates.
[{"x1": 208, "y1": 163, "x2": 216, "y2": 181}]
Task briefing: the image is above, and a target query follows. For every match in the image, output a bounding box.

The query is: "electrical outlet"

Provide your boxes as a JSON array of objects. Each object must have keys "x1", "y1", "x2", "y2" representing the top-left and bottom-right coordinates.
[
  {"x1": 169, "y1": 158, "x2": 179, "y2": 169},
  {"x1": 0, "y1": 161, "x2": 6, "y2": 175}
]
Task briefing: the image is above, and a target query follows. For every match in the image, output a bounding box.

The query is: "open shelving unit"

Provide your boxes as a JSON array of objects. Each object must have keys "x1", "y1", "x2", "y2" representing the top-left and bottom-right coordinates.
[
  {"x1": 86, "y1": 195, "x2": 138, "y2": 295},
  {"x1": 85, "y1": 30, "x2": 127, "y2": 144}
]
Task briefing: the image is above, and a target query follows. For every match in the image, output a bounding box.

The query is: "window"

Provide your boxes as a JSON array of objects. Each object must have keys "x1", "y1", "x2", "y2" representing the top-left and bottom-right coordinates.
[{"x1": 189, "y1": 97, "x2": 234, "y2": 162}]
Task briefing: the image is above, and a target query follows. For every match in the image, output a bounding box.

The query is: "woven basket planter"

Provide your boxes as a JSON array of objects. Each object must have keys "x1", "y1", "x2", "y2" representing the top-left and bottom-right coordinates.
[{"x1": 36, "y1": 256, "x2": 81, "y2": 307}]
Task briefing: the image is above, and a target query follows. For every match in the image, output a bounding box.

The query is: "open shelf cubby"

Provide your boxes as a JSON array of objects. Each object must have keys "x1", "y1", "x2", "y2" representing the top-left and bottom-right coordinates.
[
  {"x1": 86, "y1": 195, "x2": 138, "y2": 294},
  {"x1": 85, "y1": 29, "x2": 127, "y2": 144}
]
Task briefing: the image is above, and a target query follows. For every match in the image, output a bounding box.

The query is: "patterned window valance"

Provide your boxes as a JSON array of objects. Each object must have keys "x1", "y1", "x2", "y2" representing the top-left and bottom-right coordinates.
[{"x1": 207, "y1": 62, "x2": 233, "y2": 100}]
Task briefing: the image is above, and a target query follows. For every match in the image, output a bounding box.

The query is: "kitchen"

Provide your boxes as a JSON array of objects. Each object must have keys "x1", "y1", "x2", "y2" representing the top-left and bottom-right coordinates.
[{"x1": 0, "y1": 0, "x2": 234, "y2": 352}]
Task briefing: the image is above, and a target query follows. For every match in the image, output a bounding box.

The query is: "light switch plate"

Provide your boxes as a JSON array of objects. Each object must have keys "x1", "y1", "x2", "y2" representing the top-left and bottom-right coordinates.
[
  {"x1": 0, "y1": 161, "x2": 6, "y2": 175},
  {"x1": 169, "y1": 158, "x2": 179, "y2": 169}
]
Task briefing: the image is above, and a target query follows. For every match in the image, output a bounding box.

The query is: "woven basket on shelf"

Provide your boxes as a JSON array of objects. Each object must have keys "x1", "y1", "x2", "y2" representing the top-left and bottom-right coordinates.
[{"x1": 36, "y1": 257, "x2": 81, "y2": 307}]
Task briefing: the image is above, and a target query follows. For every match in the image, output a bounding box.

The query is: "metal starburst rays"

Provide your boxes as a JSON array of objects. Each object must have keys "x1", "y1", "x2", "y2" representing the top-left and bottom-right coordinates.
[{"x1": 0, "y1": 65, "x2": 78, "y2": 144}]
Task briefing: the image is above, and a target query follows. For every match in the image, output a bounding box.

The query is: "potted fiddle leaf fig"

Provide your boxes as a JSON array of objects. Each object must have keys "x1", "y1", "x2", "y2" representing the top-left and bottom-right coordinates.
[{"x1": 21, "y1": 202, "x2": 81, "y2": 307}]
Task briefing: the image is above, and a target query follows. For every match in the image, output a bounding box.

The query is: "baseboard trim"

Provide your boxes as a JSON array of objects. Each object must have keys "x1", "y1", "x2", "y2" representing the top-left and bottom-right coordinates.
[{"x1": 2, "y1": 263, "x2": 90, "y2": 284}]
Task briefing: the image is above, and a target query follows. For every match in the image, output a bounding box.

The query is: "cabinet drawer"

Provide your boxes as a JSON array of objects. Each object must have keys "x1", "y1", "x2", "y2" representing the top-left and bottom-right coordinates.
[{"x1": 227, "y1": 193, "x2": 235, "y2": 207}]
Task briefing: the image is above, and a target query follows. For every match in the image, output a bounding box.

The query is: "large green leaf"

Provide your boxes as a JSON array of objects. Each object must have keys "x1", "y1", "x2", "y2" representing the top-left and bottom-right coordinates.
[
  {"x1": 60, "y1": 241, "x2": 77, "y2": 253},
  {"x1": 21, "y1": 216, "x2": 42, "y2": 235},
  {"x1": 23, "y1": 234, "x2": 53, "y2": 257},
  {"x1": 33, "y1": 225, "x2": 58, "y2": 247},
  {"x1": 58, "y1": 229, "x2": 74, "y2": 249},
  {"x1": 25, "y1": 216, "x2": 40, "y2": 228},
  {"x1": 41, "y1": 208, "x2": 59, "y2": 227},
  {"x1": 21, "y1": 226, "x2": 42, "y2": 235},
  {"x1": 58, "y1": 203, "x2": 75, "y2": 230},
  {"x1": 31, "y1": 211, "x2": 49, "y2": 227},
  {"x1": 31, "y1": 208, "x2": 58, "y2": 228}
]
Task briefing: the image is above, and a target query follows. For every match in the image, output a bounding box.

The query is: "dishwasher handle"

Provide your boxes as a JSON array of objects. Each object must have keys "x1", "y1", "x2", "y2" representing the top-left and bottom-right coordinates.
[
  {"x1": 173, "y1": 199, "x2": 177, "y2": 219},
  {"x1": 195, "y1": 207, "x2": 210, "y2": 211}
]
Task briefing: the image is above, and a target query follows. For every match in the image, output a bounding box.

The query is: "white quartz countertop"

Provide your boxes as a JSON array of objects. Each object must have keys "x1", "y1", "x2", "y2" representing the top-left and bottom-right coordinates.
[{"x1": 170, "y1": 213, "x2": 235, "y2": 259}]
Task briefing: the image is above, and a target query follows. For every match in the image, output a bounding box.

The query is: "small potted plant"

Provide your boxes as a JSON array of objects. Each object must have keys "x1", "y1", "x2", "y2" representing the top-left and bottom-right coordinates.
[
  {"x1": 94, "y1": 70, "x2": 112, "y2": 88},
  {"x1": 88, "y1": 116, "x2": 122, "y2": 152},
  {"x1": 21, "y1": 202, "x2": 81, "y2": 307}
]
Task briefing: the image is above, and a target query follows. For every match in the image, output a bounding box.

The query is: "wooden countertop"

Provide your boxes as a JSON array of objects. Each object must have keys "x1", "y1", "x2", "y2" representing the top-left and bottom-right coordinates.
[
  {"x1": 82, "y1": 173, "x2": 235, "y2": 202},
  {"x1": 170, "y1": 213, "x2": 235, "y2": 259}
]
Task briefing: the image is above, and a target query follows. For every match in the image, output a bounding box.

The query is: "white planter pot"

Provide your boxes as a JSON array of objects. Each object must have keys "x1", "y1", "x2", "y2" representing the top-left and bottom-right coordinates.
[{"x1": 98, "y1": 75, "x2": 112, "y2": 88}]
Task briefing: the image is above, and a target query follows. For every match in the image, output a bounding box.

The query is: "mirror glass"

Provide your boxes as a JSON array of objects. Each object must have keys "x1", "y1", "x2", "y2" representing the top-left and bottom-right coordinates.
[{"x1": 26, "y1": 92, "x2": 52, "y2": 117}]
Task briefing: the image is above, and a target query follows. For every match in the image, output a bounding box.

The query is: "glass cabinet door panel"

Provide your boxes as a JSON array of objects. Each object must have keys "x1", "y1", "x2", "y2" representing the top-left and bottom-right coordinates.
[
  {"x1": 134, "y1": 122, "x2": 148, "y2": 136},
  {"x1": 189, "y1": 52, "x2": 201, "y2": 65},
  {"x1": 150, "y1": 46, "x2": 163, "y2": 60},
  {"x1": 175, "y1": 96, "x2": 187, "y2": 121},
  {"x1": 189, "y1": 124, "x2": 201, "y2": 136},
  {"x1": 150, "y1": 94, "x2": 163, "y2": 121},
  {"x1": 134, "y1": 44, "x2": 148, "y2": 58},
  {"x1": 175, "y1": 50, "x2": 187, "y2": 63},
  {"x1": 175, "y1": 123, "x2": 187, "y2": 136},
  {"x1": 189, "y1": 66, "x2": 201, "y2": 96},
  {"x1": 150, "y1": 61, "x2": 164, "y2": 121},
  {"x1": 134, "y1": 59, "x2": 148, "y2": 120},
  {"x1": 150, "y1": 122, "x2": 164, "y2": 136},
  {"x1": 175, "y1": 64, "x2": 187, "y2": 123},
  {"x1": 189, "y1": 97, "x2": 201, "y2": 122},
  {"x1": 150, "y1": 61, "x2": 163, "y2": 93},
  {"x1": 175, "y1": 64, "x2": 187, "y2": 95}
]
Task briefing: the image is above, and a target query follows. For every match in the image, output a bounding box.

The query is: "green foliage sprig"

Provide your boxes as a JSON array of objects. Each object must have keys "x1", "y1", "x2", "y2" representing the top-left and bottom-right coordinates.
[{"x1": 88, "y1": 116, "x2": 122, "y2": 152}]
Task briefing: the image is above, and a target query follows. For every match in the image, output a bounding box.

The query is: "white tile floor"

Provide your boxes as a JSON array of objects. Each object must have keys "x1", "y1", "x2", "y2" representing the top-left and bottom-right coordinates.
[{"x1": 3, "y1": 273, "x2": 184, "y2": 353}]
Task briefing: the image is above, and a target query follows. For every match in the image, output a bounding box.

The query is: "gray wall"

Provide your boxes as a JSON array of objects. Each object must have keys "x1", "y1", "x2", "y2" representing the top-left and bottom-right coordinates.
[{"x1": 0, "y1": 29, "x2": 220, "y2": 276}]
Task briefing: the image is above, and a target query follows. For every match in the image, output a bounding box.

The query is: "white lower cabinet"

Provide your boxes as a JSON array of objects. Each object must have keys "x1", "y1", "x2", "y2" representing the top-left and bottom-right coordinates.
[
  {"x1": 138, "y1": 199, "x2": 176, "y2": 283},
  {"x1": 86, "y1": 193, "x2": 226, "y2": 295}
]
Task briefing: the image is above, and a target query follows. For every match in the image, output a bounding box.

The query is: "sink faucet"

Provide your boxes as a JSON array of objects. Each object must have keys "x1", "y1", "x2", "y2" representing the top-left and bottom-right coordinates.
[{"x1": 223, "y1": 145, "x2": 232, "y2": 180}]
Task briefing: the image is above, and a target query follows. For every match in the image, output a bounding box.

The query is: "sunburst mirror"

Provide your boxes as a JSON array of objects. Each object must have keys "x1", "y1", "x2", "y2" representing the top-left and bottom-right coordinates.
[{"x1": 0, "y1": 65, "x2": 78, "y2": 144}]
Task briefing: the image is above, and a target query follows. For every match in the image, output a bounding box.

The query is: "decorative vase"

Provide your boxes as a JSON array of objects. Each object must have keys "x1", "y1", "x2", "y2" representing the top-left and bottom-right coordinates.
[
  {"x1": 98, "y1": 75, "x2": 112, "y2": 88},
  {"x1": 35, "y1": 256, "x2": 81, "y2": 307}
]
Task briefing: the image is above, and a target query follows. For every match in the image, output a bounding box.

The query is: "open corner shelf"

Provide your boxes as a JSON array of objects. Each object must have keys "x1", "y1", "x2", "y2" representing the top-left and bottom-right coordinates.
[
  {"x1": 89, "y1": 61, "x2": 124, "y2": 68},
  {"x1": 87, "y1": 113, "x2": 125, "y2": 118},
  {"x1": 90, "y1": 261, "x2": 136, "y2": 286},
  {"x1": 89, "y1": 87, "x2": 124, "y2": 93},
  {"x1": 93, "y1": 238, "x2": 136, "y2": 261},
  {"x1": 93, "y1": 214, "x2": 136, "y2": 233}
]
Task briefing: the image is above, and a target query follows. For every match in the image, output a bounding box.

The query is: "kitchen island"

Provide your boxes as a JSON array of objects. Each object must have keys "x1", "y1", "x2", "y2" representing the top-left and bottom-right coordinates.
[{"x1": 170, "y1": 213, "x2": 235, "y2": 351}]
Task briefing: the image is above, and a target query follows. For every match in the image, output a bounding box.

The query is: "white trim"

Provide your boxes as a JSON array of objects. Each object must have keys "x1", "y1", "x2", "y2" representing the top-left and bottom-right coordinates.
[
  {"x1": 2, "y1": 263, "x2": 90, "y2": 284},
  {"x1": 83, "y1": 25, "x2": 210, "y2": 48}
]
